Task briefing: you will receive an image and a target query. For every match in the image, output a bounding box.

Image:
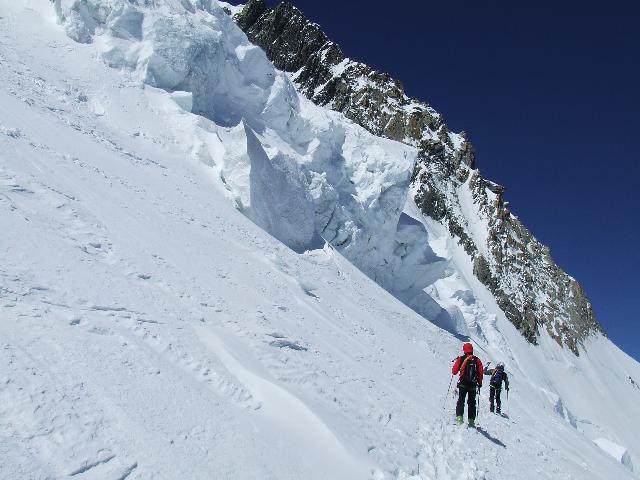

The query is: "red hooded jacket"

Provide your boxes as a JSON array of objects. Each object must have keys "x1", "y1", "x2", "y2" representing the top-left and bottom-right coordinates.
[{"x1": 452, "y1": 353, "x2": 484, "y2": 387}]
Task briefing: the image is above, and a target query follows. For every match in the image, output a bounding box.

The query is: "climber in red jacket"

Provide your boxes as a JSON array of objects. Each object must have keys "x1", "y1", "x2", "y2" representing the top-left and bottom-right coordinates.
[{"x1": 452, "y1": 342, "x2": 484, "y2": 427}]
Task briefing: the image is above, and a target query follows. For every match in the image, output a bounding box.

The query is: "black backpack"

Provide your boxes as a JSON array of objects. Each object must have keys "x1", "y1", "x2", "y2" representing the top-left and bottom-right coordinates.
[{"x1": 461, "y1": 355, "x2": 479, "y2": 386}]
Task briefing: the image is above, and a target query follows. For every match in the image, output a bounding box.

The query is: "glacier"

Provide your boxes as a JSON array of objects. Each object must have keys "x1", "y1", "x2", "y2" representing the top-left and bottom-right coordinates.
[{"x1": 0, "y1": 1, "x2": 639, "y2": 479}]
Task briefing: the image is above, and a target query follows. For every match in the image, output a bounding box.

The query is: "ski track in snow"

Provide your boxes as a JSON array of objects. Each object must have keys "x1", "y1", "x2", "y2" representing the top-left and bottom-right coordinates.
[{"x1": 0, "y1": 1, "x2": 639, "y2": 479}]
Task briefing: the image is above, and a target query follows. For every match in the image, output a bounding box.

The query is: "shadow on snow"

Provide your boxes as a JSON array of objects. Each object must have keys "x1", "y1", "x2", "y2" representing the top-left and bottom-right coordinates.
[{"x1": 477, "y1": 428, "x2": 506, "y2": 449}]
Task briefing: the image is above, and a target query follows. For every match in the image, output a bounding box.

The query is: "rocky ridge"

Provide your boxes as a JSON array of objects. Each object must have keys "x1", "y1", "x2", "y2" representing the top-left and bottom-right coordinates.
[{"x1": 233, "y1": 0, "x2": 602, "y2": 354}]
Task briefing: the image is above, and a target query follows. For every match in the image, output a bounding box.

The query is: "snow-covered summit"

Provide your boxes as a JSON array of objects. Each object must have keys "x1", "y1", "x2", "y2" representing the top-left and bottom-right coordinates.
[
  {"x1": 236, "y1": 0, "x2": 602, "y2": 354},
  {"x1": 0, "y1": 1, "x2": 639, "y2": 479}
]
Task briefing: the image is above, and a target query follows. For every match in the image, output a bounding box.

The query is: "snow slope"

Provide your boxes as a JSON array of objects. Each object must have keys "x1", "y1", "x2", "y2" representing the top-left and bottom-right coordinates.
[{"x1": 0, "y1": 1, "x2": 639, "y2": 479}]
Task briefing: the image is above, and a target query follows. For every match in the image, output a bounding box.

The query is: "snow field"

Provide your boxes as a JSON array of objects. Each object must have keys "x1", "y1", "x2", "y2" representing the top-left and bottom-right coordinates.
[{"x1": 0, "y1": 1, "x2": 639, "y2": 479}]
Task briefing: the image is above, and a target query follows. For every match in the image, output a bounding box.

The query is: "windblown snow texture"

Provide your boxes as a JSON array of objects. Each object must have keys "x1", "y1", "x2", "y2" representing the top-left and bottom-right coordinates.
[{"x1": 0, "y1": 1, "x2": 638, "y2": 479}]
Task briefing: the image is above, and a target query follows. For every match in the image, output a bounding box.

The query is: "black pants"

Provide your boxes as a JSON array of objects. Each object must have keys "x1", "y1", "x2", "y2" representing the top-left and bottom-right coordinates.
[
  {"x1": 456, "y1": 384, "x2": 477, "y2": 419},
  {"x1": 489, "y1": 385, "x2": 502, "y2": 411}
]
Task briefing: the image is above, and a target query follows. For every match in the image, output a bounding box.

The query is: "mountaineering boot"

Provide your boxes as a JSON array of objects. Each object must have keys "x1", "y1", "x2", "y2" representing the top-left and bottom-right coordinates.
[
  {"x1": 468, "y1": 418, "x2": 475, "y2": 428},
  {"x1": 455, "y1": 416, "x2": 463, "y2": 425},
  {"x1": 497, "y1": 408, "x2": 501, "y2": 414},
  {"x1": 490, "y1": 405, "x2": 494, "y2": 413}
]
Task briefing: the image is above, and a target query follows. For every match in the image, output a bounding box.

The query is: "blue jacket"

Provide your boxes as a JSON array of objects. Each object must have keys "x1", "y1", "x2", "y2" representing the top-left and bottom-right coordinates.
[{"x1": 484, "y1": 366, "x2": 509, "y2": 390}]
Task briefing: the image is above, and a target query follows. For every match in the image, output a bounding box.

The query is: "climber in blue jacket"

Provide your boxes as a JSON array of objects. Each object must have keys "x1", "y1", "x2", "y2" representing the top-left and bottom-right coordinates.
[{"x1": 484, "y1": 362, "x2": 509, "y2": 414}]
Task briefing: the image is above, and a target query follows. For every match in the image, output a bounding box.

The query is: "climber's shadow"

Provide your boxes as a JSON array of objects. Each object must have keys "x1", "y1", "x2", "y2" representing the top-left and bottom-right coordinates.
[{"x1": 477, "y1": 428, "x2": 506, "y2": 448}]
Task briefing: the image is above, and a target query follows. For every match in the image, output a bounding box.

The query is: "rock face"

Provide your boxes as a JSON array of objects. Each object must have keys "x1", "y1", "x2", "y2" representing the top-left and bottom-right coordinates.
[{"x1": 234, "y1": 0, "x2": 603, "y2": 354}]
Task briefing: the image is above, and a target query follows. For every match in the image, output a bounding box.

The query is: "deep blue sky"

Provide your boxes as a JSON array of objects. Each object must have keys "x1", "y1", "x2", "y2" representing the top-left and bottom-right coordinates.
[{"x1": 231, "y1": 0, "x2": 640, "y2": 360}]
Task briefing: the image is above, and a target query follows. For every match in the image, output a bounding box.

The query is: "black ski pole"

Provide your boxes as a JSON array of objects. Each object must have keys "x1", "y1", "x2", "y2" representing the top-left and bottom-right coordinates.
[{"x1": 442, "y1": 374, "x2": 454, "y2": 412}]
